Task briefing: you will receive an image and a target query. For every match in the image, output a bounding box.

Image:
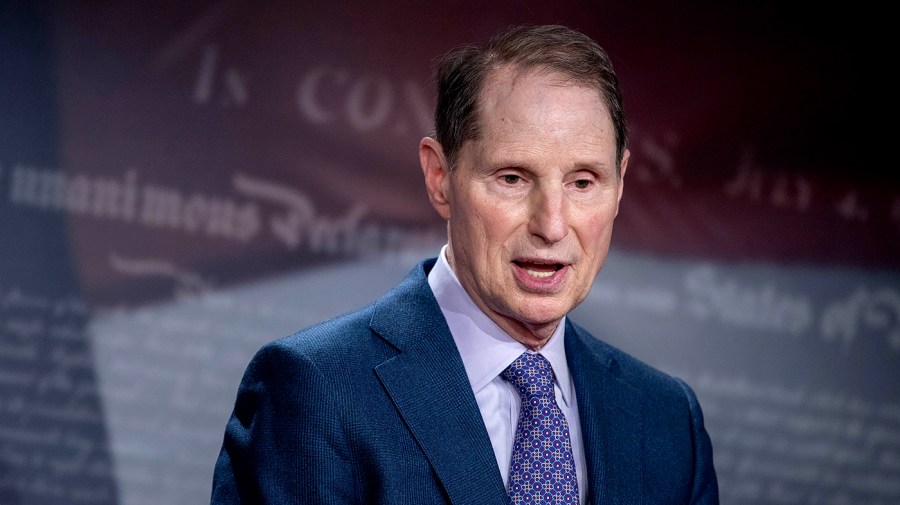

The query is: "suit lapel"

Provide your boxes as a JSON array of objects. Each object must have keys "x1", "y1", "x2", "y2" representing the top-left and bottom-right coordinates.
[
  {"x1": 371, "y1": 260, "x2": 508, "y2": 505},
  {"x1": 566, "y1": 322, "x2": 642, "y2": 505}
]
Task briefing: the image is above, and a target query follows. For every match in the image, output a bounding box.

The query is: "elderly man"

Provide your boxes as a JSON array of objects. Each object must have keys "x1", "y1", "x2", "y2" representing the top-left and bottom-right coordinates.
[{"x1": 211, "y1": 24, "x2": 718, "y2": 504}]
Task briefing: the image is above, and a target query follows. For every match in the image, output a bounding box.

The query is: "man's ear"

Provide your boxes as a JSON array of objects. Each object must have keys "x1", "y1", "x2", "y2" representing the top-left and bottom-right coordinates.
[
  {"x1": 615, "y1": 148, "x2": 630, "y2": 213},
  {"x1": 419, "y1": 137, "x2": 452, "y2": 220}
]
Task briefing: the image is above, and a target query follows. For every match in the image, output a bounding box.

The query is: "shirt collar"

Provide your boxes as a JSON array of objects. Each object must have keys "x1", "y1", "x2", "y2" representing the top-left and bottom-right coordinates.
[{"x1": 427, "y1": 245, "x2": 575, "y2": 407}]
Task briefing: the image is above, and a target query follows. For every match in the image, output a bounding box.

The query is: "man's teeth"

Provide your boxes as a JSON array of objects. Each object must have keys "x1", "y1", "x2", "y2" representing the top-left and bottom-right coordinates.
[{"x1": 525, "y1": 269, "x2": 555, "y2": 278}]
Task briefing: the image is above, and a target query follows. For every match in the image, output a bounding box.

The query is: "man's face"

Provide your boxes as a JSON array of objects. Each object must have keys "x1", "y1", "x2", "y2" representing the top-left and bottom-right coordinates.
[{"x1": 421, "y1": 66, "x2": 628, "y2": 346}]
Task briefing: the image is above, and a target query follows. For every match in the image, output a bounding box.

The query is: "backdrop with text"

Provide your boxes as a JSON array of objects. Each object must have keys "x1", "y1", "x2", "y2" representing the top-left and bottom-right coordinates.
[{"x1": 1, "y1": 2, "x2": 897, "y2": 504}]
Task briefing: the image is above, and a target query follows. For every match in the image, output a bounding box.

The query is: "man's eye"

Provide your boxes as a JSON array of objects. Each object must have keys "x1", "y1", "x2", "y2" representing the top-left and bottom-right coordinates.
[
  {"x1": 573, "y1": 179, "x2": 592, "y2": 189},
  {"x1": 501, "y1": 174, "x2": 521, "y2": 185}
]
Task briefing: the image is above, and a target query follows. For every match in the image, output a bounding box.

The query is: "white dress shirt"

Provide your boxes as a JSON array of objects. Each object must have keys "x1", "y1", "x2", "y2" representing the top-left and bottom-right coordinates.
[{"x1": 427, "y1": 245, "x2": 587, "y2": 502}]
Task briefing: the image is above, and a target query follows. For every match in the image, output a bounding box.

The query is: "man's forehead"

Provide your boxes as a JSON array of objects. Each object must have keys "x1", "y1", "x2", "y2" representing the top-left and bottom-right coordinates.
[
  {"x1": 478, "y1": 69, "x2": 610, "y2": 128},
  {"x1": 477, "y1": 66, "x2": 610, "y2": 131}
]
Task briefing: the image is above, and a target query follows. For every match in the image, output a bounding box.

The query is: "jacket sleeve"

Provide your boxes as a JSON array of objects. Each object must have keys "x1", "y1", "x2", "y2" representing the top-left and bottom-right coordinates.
[
  {"x1": 210, "y1": 341, "x2": 358, "y2": 504},
  {"x1": 675, "y1": 377, "x2": 719, "y2": 505}
]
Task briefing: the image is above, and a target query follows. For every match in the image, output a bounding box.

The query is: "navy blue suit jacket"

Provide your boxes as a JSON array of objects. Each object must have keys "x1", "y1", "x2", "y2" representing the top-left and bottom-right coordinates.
[{"x1": 211, "y1": 258, "x2": 718, "y2": 504}]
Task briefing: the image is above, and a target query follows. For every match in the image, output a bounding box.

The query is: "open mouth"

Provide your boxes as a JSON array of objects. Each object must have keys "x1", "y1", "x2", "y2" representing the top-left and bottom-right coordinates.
[{"x1": 513, "y1": 260, "x2": 564, "y2": 278}]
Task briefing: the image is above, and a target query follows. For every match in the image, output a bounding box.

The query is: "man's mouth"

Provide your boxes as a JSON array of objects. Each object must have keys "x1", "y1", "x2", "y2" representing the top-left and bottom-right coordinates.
[{"x1": 513, "y1": 260, "x2": 565, "y2": 278}]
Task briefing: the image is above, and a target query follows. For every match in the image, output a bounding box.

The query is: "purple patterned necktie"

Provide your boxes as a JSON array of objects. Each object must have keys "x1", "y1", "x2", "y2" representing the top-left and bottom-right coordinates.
[{"x1": 501, "y1": 352, "x2": 579, "y2": 504}]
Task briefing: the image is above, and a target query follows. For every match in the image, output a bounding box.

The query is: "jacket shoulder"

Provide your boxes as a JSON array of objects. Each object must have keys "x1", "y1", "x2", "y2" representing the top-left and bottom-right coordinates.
[
  {"x1": 567, "y1": 319, "x2": 690, "y2": 402},
  {"x1": 251, "y1": 257, "x2": 438, "y2": 374}
]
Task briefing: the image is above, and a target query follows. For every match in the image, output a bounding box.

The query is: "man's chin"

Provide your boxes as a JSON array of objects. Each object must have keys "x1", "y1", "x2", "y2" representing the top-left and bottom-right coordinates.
[{"x1": 506, "y1": 302, "x2": 570, "y2": 330}]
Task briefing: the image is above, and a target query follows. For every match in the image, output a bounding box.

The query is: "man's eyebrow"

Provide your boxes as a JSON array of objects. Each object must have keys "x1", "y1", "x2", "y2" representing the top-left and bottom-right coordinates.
[{"x1": 572, "y1": 161, "x2": 613, "y2": 173}]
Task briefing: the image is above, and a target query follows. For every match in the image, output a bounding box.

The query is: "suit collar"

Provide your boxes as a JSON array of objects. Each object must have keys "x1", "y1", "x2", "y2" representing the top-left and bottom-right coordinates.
[
  {"x1": 370, "y1": 259, "x2": 508, "y2": 505},
  {"x1": 427, "y1": 248, "x2": 575, "y2": 405},
  {"x1": 566, "y1": 321, "x2": 642, "y2": 505}
]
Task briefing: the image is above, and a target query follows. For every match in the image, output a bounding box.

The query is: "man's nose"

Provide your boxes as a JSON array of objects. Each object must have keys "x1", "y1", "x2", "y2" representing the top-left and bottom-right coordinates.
[{"x1": 527, "y1": 185, "x2": 568, "y2": 244}]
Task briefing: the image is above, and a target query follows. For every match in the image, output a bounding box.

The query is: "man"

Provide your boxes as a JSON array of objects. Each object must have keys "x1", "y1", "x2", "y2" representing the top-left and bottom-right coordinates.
[{"x1": 211, "y1": 24, "x2": 718, "y2": 504}]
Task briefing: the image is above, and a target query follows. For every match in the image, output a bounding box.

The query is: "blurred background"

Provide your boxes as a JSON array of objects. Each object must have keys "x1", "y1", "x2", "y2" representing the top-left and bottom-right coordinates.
[{"x1": 1, "y1": 1, "x2": 898, "y2": 504}]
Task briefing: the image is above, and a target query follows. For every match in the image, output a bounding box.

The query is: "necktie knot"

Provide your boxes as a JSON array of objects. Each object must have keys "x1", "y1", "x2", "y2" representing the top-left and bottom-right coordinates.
[{"x1": 501, "y1": 352, "x2": 556, "y2": 400}]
